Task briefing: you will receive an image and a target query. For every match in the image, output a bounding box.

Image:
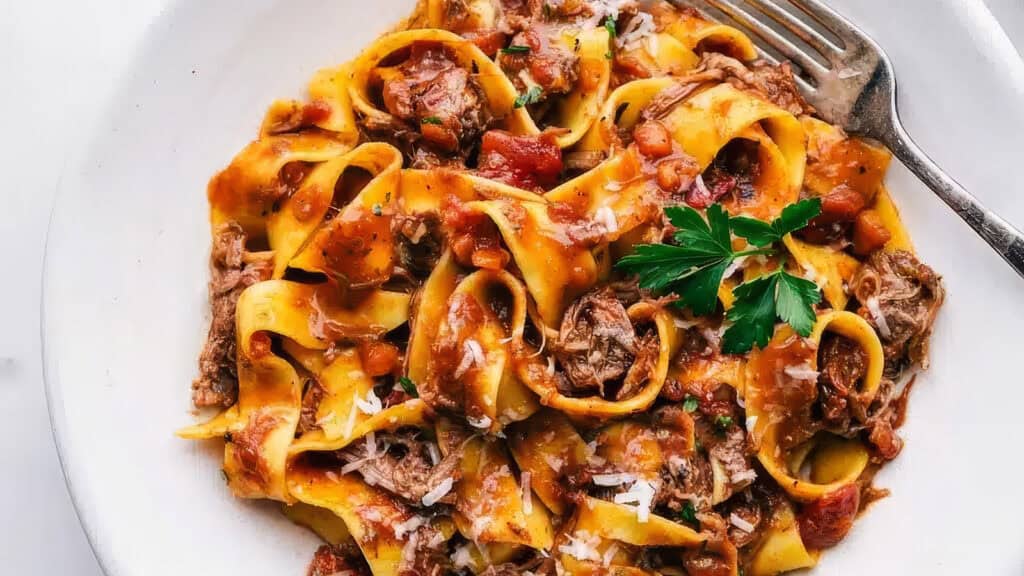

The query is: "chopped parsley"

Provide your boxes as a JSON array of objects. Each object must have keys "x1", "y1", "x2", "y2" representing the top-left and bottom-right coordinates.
[
  {"x1": 420, "y1": 116, "x2": 443, "y2": 125},
  {"x1": 683, "y1": 396, "x2": 699, "y2": 413},
  {"x1": 501, "y1": 45, "x2": 531, "y2": 55},
  {"x1": 398, "y1": 376, "x2": 419, "y2": 398},
  {"x1": 514, "y1": 86, "x2": 544, "y2": 109},
  {"x1": 715, "y1": 415, "x2": 734, "y2": 430},
  {"x1": 604, "y1": 15, "x2": 617, "y2": 59},
  {"x1": 680, "y1": 502, "x2": 699, "y2": 526},
  {"x1": 616, "y1": 201, "x2": 823, "y2": 354},
  {"x1": 371, "y1": 203, "x2": 383, "y2": 216}
]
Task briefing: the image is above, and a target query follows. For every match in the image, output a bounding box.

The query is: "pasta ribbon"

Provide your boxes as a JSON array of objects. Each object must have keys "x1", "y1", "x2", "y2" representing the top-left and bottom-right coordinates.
[
  {"x1": 546, "y1": 27, "x2": 613, "y2": 148},
  {"x1": 438, "y1": 419, "x2": 554, "y2": 550},
  {"x1": 287, "y1": 463, "x2": 456, "y2": 576},
  {"x1": 507, "y1": 409, "x2": 589, "y2": 515},
  {"x1": 348, "y1": 29, "x2": 539, "y2": 137},
  {"x1": 661, "y1": 83, "x2": 807, "y2": 219},
  {"x1": 783, "y1": 235, "x2": 862, "y2": 311},
  {"x1": 514, "y1": 301, "x2": 678, "y2": 419},
  {"x1": 269, "y1": 142, "x2": 403, "y2": 281},
  {"x1": 747, "y1": 311, "x2": 884, "y2": 501},
  {"x1": 422, "y1": 267, "x2": 539, "y2": 431},
  {"x1": 208, "y1": 132, "x2": 350, "y2": 236}
]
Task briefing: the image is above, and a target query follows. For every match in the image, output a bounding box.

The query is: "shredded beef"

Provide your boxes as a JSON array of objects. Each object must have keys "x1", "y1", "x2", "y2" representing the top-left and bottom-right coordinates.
[
  {"x1": 500, "y1": 27, "x2": 579, "y2": 97},
  {"x1": 298, "y1": 378, "x2": 326, "y2": 434},
  {"x1": 481, "y1": 556, "x2": 556, "y2": 576},
  {"x1": 393, "y1": 212, "x2": 443, "y2": 279},
  {"x1": 397, "y1": 523, "x2": 453, "y2": 576},
  {"x1": 817, "y1": 333, "x2": 870, "y2": 431},
  {"x1": 378, "y1": 42, "x2": 491, "y2": 163},
  {"x1": 850, "y1": 250, "x2": 944, "y2": 372},
  {"x1": 337, "y1": 431, "x2": 462, "y2": 507},
  {"x1": 697, "y1": 53, "x2": 814, "y2": 116},
  {"x1": 192, "y1": 222, "x2": 274, "y2": 408},
  {"x1": 554, "y1": 287, "x2": 638, "y2": 397},
  {"x1": 308, "y1": 543, "x2": 371, "y2": 576}
]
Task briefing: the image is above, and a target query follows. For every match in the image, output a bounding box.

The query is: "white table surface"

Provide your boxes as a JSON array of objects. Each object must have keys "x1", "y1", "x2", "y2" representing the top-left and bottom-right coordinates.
[{"x1": 1, "y1": 1, "x2": 1021, "y2": 574}]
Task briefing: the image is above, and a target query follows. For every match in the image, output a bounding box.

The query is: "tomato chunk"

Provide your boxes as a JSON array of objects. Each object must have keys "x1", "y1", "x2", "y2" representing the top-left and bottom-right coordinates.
[
  {"x1": 477, "y1": 130, "x2": 563, "y2": 190},
  {"x1": 852, "y1": 209, "x2": 892, "y2": 255},
  {"x1": 798, "y1": 483, "x2": 861, "y2": 549}
]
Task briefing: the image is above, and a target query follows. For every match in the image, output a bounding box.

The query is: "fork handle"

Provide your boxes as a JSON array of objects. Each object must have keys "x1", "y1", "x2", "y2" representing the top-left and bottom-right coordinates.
[{"x1": 884, "y1": 123, "x2": 1024, "y2": 279}]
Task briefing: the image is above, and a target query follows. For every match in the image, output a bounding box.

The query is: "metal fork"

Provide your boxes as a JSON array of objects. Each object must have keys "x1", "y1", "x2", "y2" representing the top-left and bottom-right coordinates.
[{"x1": 676, "y1": 0, "x2": 1024, "y2": 277}]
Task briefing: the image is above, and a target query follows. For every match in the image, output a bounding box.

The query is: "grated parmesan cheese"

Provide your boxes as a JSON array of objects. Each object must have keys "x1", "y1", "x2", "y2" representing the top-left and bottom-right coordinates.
[
  {"x1": 613, "y1": 479, "x2": 656, "y2": 523},
  {"x1": 557, "y1": 531, "x2": 602, "y2": 562},
  {"x1": 732, "y1": 469, "x2": 758, "y2": 485},
  {"x1": 355, "y1": 389, "x2": 383, "y2": 415},
  {"x1": 592, "y1": 472, "x2": 636, "y2": 487},
  {"x1": 365, "y1": 431, "x2": 377, "y2": 459},
  {"x1": 730, "y1": 513, "x2": 756, "y2": 533},
  {"x1": 451, "y1": 544, "x2": 474, "y2": 568},
  {"x1": 421, "y1": 477, "x2": 454, "y2": 507},
  {"x1": 784, "y1": 363, "x2": 820, "y2": 381},
  {"x1": 394, "y1": 516, "x2": 427, "y2": 540},
  {"x1": 466, "y1": 414, "x2": 492, "y2": 430},
  {"x1": 602, "y1": 542, "x2": 620, "y2": 567},
  {"x1": 865, "y1": 296, "x2": 892, "y2": 339},
  {"x1": 595, "y1": 205, "x2": 618, "y2": 233}
]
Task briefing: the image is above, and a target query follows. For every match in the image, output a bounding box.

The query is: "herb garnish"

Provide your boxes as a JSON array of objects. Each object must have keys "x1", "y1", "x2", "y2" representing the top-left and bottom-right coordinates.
[
  {"x1": 616, "y1": 200, "x2": 823, "y2": 354},
  {"x1": 604, "y1": 15, "x2": 617, "y2": 59},
  {"x1": 398, "y1": 376, "x2": 419, "y2": 398},
  {"x1": 514, "y1": 86, "x2": 544, "y2": 109},
  {"x1": 683, "y1": 396, "x2": 699, "y2": 413},
  {"x1": 420, "y1": 116, "x2": 443, "y2": 125},
  {"x1": 680, "y1": 501, "x2": 699, "y2": 526},
  {"x1": 501, "y1": 45, "x2": 531, "y2": 55},
  {"x1": 371, "y1": 203, "x2": 383, "y2": 216},
  {"x1": 715, "y1": 415, "x2": 734, "y2": 430}
]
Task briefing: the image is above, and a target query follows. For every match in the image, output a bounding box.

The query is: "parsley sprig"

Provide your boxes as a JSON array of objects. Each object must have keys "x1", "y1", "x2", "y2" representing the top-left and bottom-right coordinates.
[
  {"x1": 604, "y1": 15, "x2": 617, "y2": 59},
  {"x1": 617, "y1": 200, "x2": 823, "y2": 354}
]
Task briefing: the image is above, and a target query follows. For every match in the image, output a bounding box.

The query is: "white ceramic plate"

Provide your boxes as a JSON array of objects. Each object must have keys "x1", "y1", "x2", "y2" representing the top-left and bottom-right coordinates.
[{"x1": 43, "y1": 1, "x2": 1024, "y2": 574}]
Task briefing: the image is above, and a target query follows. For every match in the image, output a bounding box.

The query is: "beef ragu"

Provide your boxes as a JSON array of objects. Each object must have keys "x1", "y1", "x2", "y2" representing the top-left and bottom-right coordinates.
[{"x1": 182, "y1": 1, "x2": 946, "y2": 575}]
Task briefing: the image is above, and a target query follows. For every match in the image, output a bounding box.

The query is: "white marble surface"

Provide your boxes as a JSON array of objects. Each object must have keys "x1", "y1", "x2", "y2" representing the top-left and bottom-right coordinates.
[{"x1": 1, "y1": 1, "x2": 1021, "y2": 575}]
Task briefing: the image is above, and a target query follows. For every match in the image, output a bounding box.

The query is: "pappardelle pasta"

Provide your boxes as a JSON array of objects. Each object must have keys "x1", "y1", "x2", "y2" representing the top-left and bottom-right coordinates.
[{"x1": 181, "y1": 1, "x2": 945, "y2": 575}]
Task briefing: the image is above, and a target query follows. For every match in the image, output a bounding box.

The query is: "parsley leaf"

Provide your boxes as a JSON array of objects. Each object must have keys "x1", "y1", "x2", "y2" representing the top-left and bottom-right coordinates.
[
  {"x1": 683, "y1": 396, "x2": 699, "y2": 413},
  {"x1": 420, "y1": 116, "x2": 443, "y2": 125},
  {"x1": 776, "y1": 270, "x2": 822, "y2": 336},
  {"x1": 617, "y1": 202, "x2": 822, "y2": 354},
  {"x1": 722, "y1": 269, "x2": 822, "y2": 354},
  {"x1": 604, "y1": 15, "x2": 617, "y2": 59},
  {"x1": 722, "y1": 273, "x2": 779, "y2": 354},
  {"x1": 513, "y1": 86, "x2": 543, "y2": 109},
  {"x1": 730, "y1": 198, "x2": 822, "y2": 247},
  {"x1": 501, "y1": 45, "x2": 531, "y2": 55},
  {"x1": 680, "y1": 502, "x2": 699, "y2": 526},
  {"x1": 398, "y1": 376, "x2": 419, "y2": 398},
  {"x1": 715, "y1": 415, "x2": 734, "y2": 430}
]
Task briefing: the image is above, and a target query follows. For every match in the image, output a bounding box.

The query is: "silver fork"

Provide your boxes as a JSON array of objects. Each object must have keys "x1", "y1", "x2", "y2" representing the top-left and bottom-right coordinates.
[{"x1": 676, "y1": 0, "x2": 1024, "y2": 278}]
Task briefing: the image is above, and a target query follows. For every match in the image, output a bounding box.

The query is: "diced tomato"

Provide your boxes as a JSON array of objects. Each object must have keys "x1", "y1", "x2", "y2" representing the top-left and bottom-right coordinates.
[
  {"x1": 852, "y1": 209, "x2": 892, "y2": 255},
  {"x1": 358, "y1": 341, "x2": 401, "y2": 377},
  {"x1": 798, "y1": 483, "x2": 860, "y2": 549},
  {"x1": 477, "y1": 130, "x2": 563, "y2": 190},
  {"x1": 817, "y1": 185, "x2": 868, "y2": 224},
  {"x1": 462, "y1": 29, "x2": 507, "y2": 57},
  {"x1": 634, "y1": 121, "x2": 673, "y2": 159}
]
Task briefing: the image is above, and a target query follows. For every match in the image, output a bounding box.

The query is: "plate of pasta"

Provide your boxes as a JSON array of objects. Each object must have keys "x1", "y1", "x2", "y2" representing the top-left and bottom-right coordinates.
[{"x1": 42, "y1": 1, "x2": 1024, "y2": 575}]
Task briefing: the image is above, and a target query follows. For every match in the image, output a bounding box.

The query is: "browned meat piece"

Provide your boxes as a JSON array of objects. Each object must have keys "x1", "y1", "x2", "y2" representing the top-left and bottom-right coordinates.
[
  {"x1": 396, "y1": 523, "x2": 453, "y2": 576},
  {"x1": 817, "y1": 333, "x2": 871, "y2": 430},
  {"x1": 298, "y1": 378, "x2": 325, "y2": 434},
  {"x1": 192, "y1": 222, "x2": 273, "y2": 408},
  {"x1": 308, "y1": 543, "x2": 371, "y2": 576},
  {"x1": 640, "y1": 70, "x2": 726, "y2": 121},
  {"x1": 394, "y1": 213, "x2": 443, "y2": 279},
  {"x1": 337, "y1": 431, "x2": 462, "y2": 507},
  {"x1": 378, "y1": 42, "x2": 491, "y2": 158},
  {"x1": 696, "y1": 409, "x2": 757, "y2": 503},
  {"x1": 499, "y1": 28, "x2": 580, "y2": 97},
  {"x1": 698, "y1": 53, "x2": 814, "y2": 116},
  {"x1": 554, "y1": 287, "x2": 638, "y2": 397},
  {"x1": 798, "y1": 483, "x2": 860, "y2": 550},
  {"x1": 850, "y1": 250, "x2": 945, "y2": 372},
  {"x1": 616, "y1": 331, "x2": 660, "y2": 400}
]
